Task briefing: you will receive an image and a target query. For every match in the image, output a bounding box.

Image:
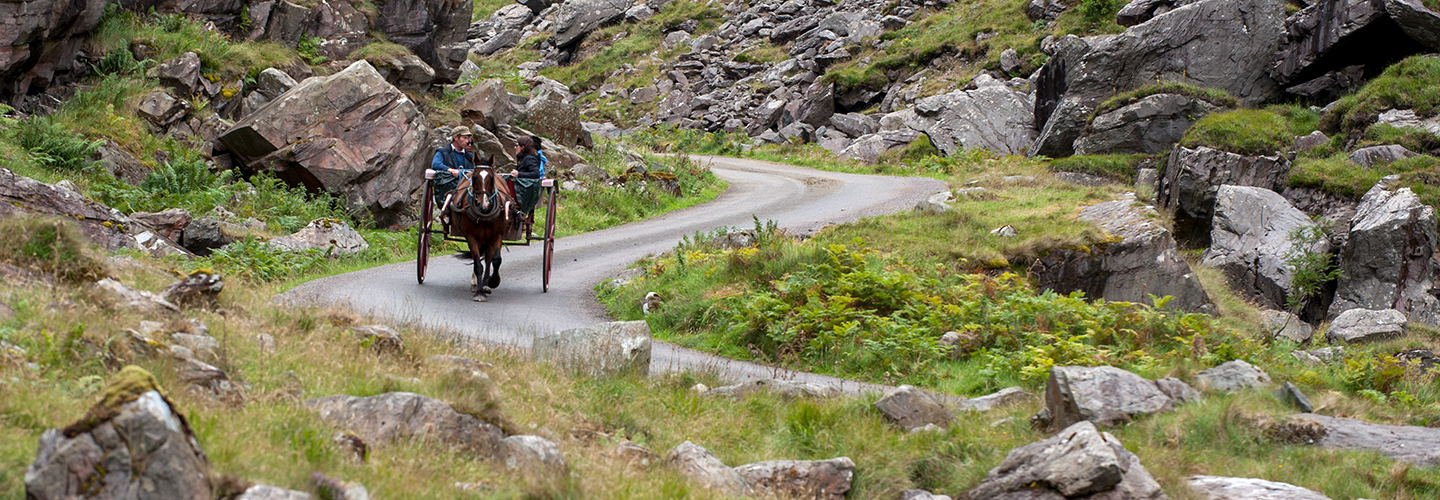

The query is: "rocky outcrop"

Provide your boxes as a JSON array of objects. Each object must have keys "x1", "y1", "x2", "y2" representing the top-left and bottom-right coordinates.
[
  {"x1": 1159, "y1": 146, "x2": 1291, "y2": 245},
  {"x1": 1115, "y1": 0, "x2": 1201, "y2": 26},
  {"x1": 532, "y1": 321, "x2": 651, "y2": 377},
  {"x1": 874, "y1": 385, "x2": 955, "y2": 431},
  {"x1": 1385, "y1": 0, "x2": 1440, "y2": 52},
  {"x1": 1034, "y1": 194, "x2": 1213, "y2": 313},
  {"x1": 219, "y1": 60, "x2": 431, "y2": 227},
  {"x1": 25, "y1": 367, "x2": 214, "y2": 500},
  {"x1": 1283, "y1": 413, "x2": 1440, "y2": 466},
  {"x1": 374, "y1": 0, "x2": 471, "y2": 82},
  {"x1": 1187, "y1": 475, "x2": 1332, "y2": 500},
  {"x1": 1328, "y1": 176, "x2": 1440, "y2": 326},
  {"x1": 267, "y1": 218, "x2": 370, "y2": 255},
  {"x1": 1194, "y1": 360, "x2": 1270, "y2": 392},
  {"x1": 551, "y1": 0, "x2": 632, "y2": 48},
  {"x1": 1325, "y1": 308, "x2": 1407, "y2": 343},
  {"x1": 304, "y1": 392, "x2": 504, "y2": 457},
  {"x1": 889, "y1": 77, "x2": 1035, "y2": 155},
  {"x1": 129, "y1": 208, "x2": 192, "y2": 243},
  {"x1": 0, "y1": 0, "x2": 107, "y2": 100},
  {"x1": 734, "y1": 458, "x2": 856, "y2": 500},
  {"x1": 1031, "y1": 0, "x2": 1285, "y2": 157},
  {"x1": 0, "y1": 169, "x2": 147, "y2": 252},
  {"x1": 1201, "y1": 186, "x2": 1322, "y2": 310},
  {"x1": 1033, "y1": 365, "x2": 1190, "y2": 431},
  {"x1": 1272, "y1": 0, "x2": 1426, "y2": 96},
  {"x1": 964, "y1": 421, "x2": 1167, "y2": 500},
  {"x1": 840, "y1": 129, "x2": 922, "y2": 164},
  {"x1": 1073, "y1": 93, "x2": 1223, "y2": 155}
]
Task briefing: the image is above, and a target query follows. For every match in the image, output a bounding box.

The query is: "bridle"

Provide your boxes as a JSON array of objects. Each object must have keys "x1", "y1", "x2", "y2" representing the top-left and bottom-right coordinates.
[{"x1": 465, "y1": 167, "x2": 504, "y2": 221}]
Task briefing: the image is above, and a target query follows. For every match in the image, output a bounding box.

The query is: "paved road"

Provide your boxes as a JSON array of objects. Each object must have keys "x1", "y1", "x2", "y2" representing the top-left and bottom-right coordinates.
[{"x1": 276, "y1": 155, "x2": 947, "y2": 395}]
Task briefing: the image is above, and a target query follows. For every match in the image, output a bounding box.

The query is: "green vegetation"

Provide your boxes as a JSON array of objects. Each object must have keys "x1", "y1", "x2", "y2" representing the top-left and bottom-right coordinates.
[
  {"x1": 91, "y1": 7, "x2": 296, "y2": 81},
  {"x1": 540, "y1": 0, "x2": 722, "y2": 95},
  {"x1": 1091, "y1": 83, "x2": 1238, "y2": 119},
  {"x1": 1359, "y1": 123, "x2": 1440, "y2": 154},
  {"x1": 1288, "y1": 154, "x2": 1440, "y2": 206},
  {"x1": 1178, "y1": 109, "x2": 1293, "y2": 156},
  {"x1": 1321, "y1": 54, "x2": 1440, "y2": 136},
  {"x1": 0, "y1": 217, "x2": 110, "y2": 283},
  {"x1": 1048, "y1": 153, "x2": 1147, "y2": 182},
  {"x1": 1283, "y1": 224, "x2": 1341, "y2": 313}
]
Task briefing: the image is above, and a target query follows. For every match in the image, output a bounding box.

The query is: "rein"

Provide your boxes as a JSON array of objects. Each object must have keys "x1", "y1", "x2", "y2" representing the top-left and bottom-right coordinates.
[{"x1": 460, "y1": 168, "x2": 504, "y2": 221}]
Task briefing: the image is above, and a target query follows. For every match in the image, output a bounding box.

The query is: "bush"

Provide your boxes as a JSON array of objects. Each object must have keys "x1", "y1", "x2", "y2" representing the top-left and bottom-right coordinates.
[
  {"x1": 0, "y1": 217, "x2": 109, "y2": 283},
  {"x1": 1179, "y1": 109, "x2": 1291, "y2": 156},
  {"x1": 12, "y1": 116, "x2": 103, "y2": 172},
  {"x1": 1359, "y1": 123, "x2": 1440, "y2": 153}
]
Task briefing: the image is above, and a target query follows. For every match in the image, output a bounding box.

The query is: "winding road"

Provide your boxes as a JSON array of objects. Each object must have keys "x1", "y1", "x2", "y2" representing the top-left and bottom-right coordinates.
[{"x1": 276, "y1": 155, "x2": 947, "y2": 395}]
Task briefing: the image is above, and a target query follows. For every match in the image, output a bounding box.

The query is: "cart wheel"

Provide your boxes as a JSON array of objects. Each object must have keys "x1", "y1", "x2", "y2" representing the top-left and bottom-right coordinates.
[
  {"x1": 417, "y1": 181, "x2": 434, "y2": 284},
  {"x1": 542, "y1": 183, "x2": 557, "y2": 293}
]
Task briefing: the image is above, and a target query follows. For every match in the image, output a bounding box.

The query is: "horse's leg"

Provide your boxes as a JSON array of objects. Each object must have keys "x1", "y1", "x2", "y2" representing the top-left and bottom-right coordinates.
[
  {"x1": 463, "y1": 231, "x2": 482, "y2": 296},
  {"x1": 486, "y1": 240, "x2": 502, "y2": 289}
]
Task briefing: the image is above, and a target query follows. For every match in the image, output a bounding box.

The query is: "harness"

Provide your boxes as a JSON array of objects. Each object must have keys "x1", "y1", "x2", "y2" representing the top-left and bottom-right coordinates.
[{"x1": 451, "y1": 167, "x2": 510, "y2": 223}]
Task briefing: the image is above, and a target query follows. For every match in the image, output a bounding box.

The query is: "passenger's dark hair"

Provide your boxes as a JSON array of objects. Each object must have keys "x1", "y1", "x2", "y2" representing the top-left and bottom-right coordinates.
[
  {"x1": 516, "y1": 135, "x2": 537, "y2": 156},
  {"x1": 530, "y1": 135, "x2": 544, "y2": 151}
]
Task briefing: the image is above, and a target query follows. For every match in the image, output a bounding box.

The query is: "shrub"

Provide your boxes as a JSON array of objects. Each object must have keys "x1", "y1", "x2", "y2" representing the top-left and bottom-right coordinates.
[
  {"x1": 12, "y1": 116, "x2": 103, "y2": 172},
  {"x1": 1284, "y1": 223, "x2": 1341, "y2": 313},
  {"x1": 1079, "y1": 0, "x2": 1122, "y2": 24},
  {"x1": 1179, "y1": 109, "x2": 1291, "y2": 156},
  {"x1": 91, "y1": 46, "x2": 149, "y2": 76},
  {"x1": 0, "y1": 217, "x2": 109, "y2": 283}
]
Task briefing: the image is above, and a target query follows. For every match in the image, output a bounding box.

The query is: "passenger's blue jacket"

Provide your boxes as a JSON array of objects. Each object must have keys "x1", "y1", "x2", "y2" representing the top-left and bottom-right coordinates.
[{"x1": 431, "y1": 145, "x2": 478, "y2": 190}]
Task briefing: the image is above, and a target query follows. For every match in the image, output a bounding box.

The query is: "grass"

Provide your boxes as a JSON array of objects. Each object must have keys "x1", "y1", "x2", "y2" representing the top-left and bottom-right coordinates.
[
  {"x1": 1321, "y1": 54, "x2": 1440, "y2": 136},
  {"x1": 1090, "y1": 83, "x2": 1238, "y2": 119},
  {"x1": 1288, "y1": 154, "x2": 1440, "y2": 206},
  {"x1": 557, "y1": 144, "x2": 726, "y2": 235},
  {"x1": 539, "y1": 0, "x2": 722, "y2": 95},
  {"x1": 1178, "y1": 109, "x2": 1294, "y2": 156},
  {"x1": 91, "y1": 8, "x2": 297, "y2": 82},
  {"x1": 1047, "y1": 153, "x2": 1148, "y2": 183}
]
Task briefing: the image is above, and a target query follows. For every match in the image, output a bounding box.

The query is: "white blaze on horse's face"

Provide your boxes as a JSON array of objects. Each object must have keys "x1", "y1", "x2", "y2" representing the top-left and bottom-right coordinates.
[{"x1": 477, "y1": 170, "x2": 491, "y2": 212}]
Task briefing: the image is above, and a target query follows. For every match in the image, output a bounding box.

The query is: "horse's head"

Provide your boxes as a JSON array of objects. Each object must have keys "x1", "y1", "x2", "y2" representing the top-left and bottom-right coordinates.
[{"x1": 474, "y1": 167, "x2": 495, "y2": 212}]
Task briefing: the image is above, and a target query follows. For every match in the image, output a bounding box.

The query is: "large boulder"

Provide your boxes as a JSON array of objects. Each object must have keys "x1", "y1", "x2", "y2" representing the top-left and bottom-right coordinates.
[
  {"x1": 25, "y1": 367, "x2": 214, "y2": 499},
  {"x1": 374, "y1": 0, "x2": 471, "y2": 82},
  {"x1": 148, "y1": 52, "x2": 203, "y2": 97},
  {"x1": 734, "y1": 458, "x2": 856, "y2": 500},
  {"x1": 304, "y1": 392, "x2": 504, "y2": 457},
  {"x1": 840, "y1": 129, "x2": 923, "y2": 164},
  {"x1": 1187, "y1": 476, "x2": 1333, "y2": 500},
  {"x1": 0, "y1": 169, "x2": 143, "y2": 251},
  {"x1": 501, "y1": 435, "x2": 568, "y2": 475},
  {"x1": 524, "y1": 98, "x2": 585, "y2": 149},
  {"x1": 218, "y1": 60, "x2": 431, "y2": 227},
  {"x1": 1115, "y1": 0, "x2": 1202, "y2": 26},
  {"x1": 1325, "y1": 308, "x2": 1407, "y2": 343},
  {"x1": 0, "y1": 0, "x2": 107, "y2": 100},
  {"x1": 1031, "y1": 0, "x2": 1285, "y2": 157},
  {"x1": 1034, "y1": 194, "x2": 1213, "y2": 313},
  {"x1": 1194, "y1": 360, "x2": 1271, "y2": 392},
  {"x1": 1033, "y1": 365, "x2": 1184, "y2": 431},
  {"x1": 1159, "y1": 145, "x2": 1291, "y2": 245},
  {"x1": 532, "y1": 321, "x2": 651, "y2": 377},
  {"x1": 266, "y1": 218, "x2": 370, "y2": 255},
  {"x1": 1328, "y1": 176, "x2": 1440, "y2": 326},
  {"x1": 889, "y1": 80, "x2": 1035, "y2": 155},
  {"x1": 964, "y1": 421, "x2": 1167, "y2": 500},
  {"x1": 1201, "y1": 186, "x2": 1322, "y2": 310},
  {"x1": 308, "y1": 0, "x2": 370, "y2": 60},
  {"x1": 1385, "y1": 0, "x2": 1440, "y2": 52},
  {"x1": 551, "y1": 0, "x2": 632, "y2": 48},
  {"x1": 665, "y1": 441, "x2": 753, "y2": 497},
  {"x1": 1282, "y1": 413, "x2": 1440, "y2": 466},
  {"x1": 1272, "y1": 0, "x2": 1426, "y2": 95},
  {"x1": 874, "y1": 385, "x2": 955, "y2": 431},
  {"x1": 1073, "y1": 93, "x2": 1223, "y2": 155},
  {"x1": 457, "y1": 79, "x2": 524, "y2": 132}
]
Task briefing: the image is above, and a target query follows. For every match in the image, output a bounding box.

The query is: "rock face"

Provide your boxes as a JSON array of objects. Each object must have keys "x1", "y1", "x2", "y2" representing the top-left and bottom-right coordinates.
[
  {"x1": 304, "y1": 392, "x2": 504, "y2": 457},
  {"x1": 1285, "y1": 413, "x2": 1440, "y2": 466},
  {"x1": 219, "y1": 60, "x2": 430, "y2": 227},
  {"x1": 666, "y1": 441, "x2": 753, "y2": 497},
  {"x1": 889, "y1": 82, "x2": 1035, "y2": 155},
  {"x1": 0, "y1": 0, "x2": 107, "y2": 100},
  {"x1": 734, "y1": 457, "x2": 856, "y2": 500},
  {"x1": 1159, "y1": 146, "x2": 1291, "y2": 245},
  {"x1": 1194, "y1": 360, "x2": 1271, "y2": 392},
  {"x1": 1386, "y1": 0, "x2": 1440, "y2": 52},
  {"x1": 374, "y1": 0, "x2": 471, "y2": 82},
  {"x1": 25, "y1": 369, "x2": 213, "y2": 500},
  {"x1": 1325, "y1": 308, "x2": 1407, "y2": 343},
  {"x1": 964, "y1": 421, "x2": 1167, "y2": 500},
  {"x1": 267, "y1": 218, "x2": 370, "y2": 255},
  {"x1": 1272, "y1": 0, "x2": 1426, "y2": 95},
  {"x1": 1328, "y1": 177, "x2": 1440, "y2": 326},
  {"x1": 551, "y1": 0, "x2": 632, "y2": 48},
  {"x1": 1187, "y1": 475, "x2": 1332, "y2": 500},
  {"x1": 840, "y1": 129, "x2": 922, "y2": 164},
  {"x1": 532, "y1": 321, "x2": 651, "y2": 377},
  {"x1": 874, "y1": 385, "x2": 955, "y2": 431},
  {"x1": 1031, "y1": 0, "x2": 1286, "y2": 157},
  {"x1": 1073, "y1": 94, "x2": 1222, "y2": 155},
  {"x1": 1034, "y1": 194, "x2": 1213, "y2": 313},
  {"x1": 1033, "y1": 365, "x2": 1183, "y2": 431},
  {"x1": 1201, "y1": 186, "x2": 1321, "y2": 310}
]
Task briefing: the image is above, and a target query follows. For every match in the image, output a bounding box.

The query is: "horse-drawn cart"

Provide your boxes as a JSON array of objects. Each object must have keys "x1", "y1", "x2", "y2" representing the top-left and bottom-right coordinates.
[{"x1": 415, "y1": 168, "x2": 557, "y2": 292}]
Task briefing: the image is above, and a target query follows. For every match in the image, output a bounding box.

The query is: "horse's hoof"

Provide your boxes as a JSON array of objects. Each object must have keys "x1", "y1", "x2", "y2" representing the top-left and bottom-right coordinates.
[
  {"x1": 487, "y1": 276, "x2": 500, "y2": 288},
  {"x1": 480, "y1": 286, "x2": 492, "y2": 294},
  {"x1": 472, "y1": 295, "x2": 488, "y2": 302}
]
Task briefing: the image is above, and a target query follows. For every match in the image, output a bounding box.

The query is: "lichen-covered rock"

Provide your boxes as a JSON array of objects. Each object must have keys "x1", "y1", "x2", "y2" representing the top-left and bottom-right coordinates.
[
  {"x1": 1194, "y1": 360, "x2": 1271, "y2": 393},
  {"x1": 1326, "y1": 308, "x2": 1407, "y2": 343},
  {"x1": 1283, "y1": 413, "x2": 1440, "y2": 466},
  {"x1": 875, "y1": 385, "x2": 955, "y2": 430},
  {"x1": 1033, "y1": 365, "x2": 1178, "y2": 431},
  {"x1": 703, "y1": 378, "x2": 840, "y2": 399},
  {"x1": 1201, "y1": 186, "x2": 1320, "y2": 310},
  {"x1": 501, "y1": 435, "x2": 568, "y2": 474},
  {"x1": 532, "y1": 321, "x2": 651, "y2": 377},
  {"x1": 96, "y1": 278, "x2": 181, "y2": 315},
  {"x1": 888, "y1": 80, "x2": 1035, "y2": 155},
  {"x1": 665, "y1": 441, "x2": 753, "y2": 497},
  {"x1": 304, "y1": 392, "x2": 504, "y2": 457},
  {"x1": 964, "y1": 421, "x2": 1167, "y2": 499},
  {"x1": 1187, "y1": 475, "x2": 1332, "y2": 500},
  {"x1": 1328, "y1": 176, "x2": 1440, "y2": 326},
  {"x1": 734, "y1": 457, "x2": 856, "y2": 500},
  {"x1": 1073, "y1": 93, "x2": 1222, "y2": 155},
  {"x1": 268, "y1": 218, "x2": 369, "y2": 256},
  {"x1": 1262, "y1": 309, "x2": 1314, "y2": 343},
  {"x1": 1159, "y1": 145, "x2": 1291, "y2": 244}
]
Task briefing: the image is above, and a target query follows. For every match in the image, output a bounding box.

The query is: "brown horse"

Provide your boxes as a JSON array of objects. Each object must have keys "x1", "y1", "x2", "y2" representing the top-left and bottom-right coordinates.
[{"x1": 450, "y1": 167, "x2": 512, "y2": 301}]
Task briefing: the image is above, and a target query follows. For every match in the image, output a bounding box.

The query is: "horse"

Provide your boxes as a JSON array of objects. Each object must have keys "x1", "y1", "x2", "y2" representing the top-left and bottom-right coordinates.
[{"x1": 449, "y1": 167, "x2": 513, "y2": 302}]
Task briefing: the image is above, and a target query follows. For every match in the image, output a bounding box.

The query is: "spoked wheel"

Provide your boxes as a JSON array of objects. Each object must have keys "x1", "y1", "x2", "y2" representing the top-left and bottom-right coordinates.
[
  {"x1": 417, "y1": 180, "x2": 434, "y2": 284},
  {"x1": 542, "y1": 180, "x2": 557, "y2": 293}
]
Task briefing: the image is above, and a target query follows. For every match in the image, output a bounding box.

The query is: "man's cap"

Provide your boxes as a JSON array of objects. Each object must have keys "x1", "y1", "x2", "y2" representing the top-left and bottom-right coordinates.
[{"x1": 452, "y1": 126, "x2": 473, "y2": 137}]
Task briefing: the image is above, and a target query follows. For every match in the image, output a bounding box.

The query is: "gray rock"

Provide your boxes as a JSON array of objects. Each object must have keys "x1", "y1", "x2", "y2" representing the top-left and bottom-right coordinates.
[
  {"x1": 1073, "y1": 93, "x2": 1221, "y2": 155},
  {"x1": 25, "y1": 389, "x2": 213, "y2": 500},
  {"x1": 1000, "y1": 48, "x2": 1021, "y2": 74},
  {"x1": 1034, "y1": 365, "x2": 1177, "y2": 431},
  {"x1": 875, "y1": 385, "x2": 955, "y2": 430},
  {"x1": 734, "y1": 457, "x2": 855, "y2": 500},
  {"x1": 1116, "y1": 0, "x2": 1201, "y2": 26},
  {"x1": 1385, "y1": 0, "x2": 1440, "y2": 52},
  {"x1": 474, "y1": 28, "x2": 523, "y2": 55},
  {"x1": 0, "y1": 0, "x2": 106, "y2": 100},
  {"x1": 1201, "y1": 186, "x2": 1320, "y2": 310},
  {"x1": 1035, "y1": 194, "x2": 1213, "y2": 313},
  {"x1": 501, "y1": 435, "x2": 568, "y2": 474},
  {"x1": 304, "y1": 392, "x2": 503, "y2": 457},
  {"x1": 1326, "y1": 308, "x2": 1407, "y2": 343},
  {"x1": 1272, "y1": 0, "x2": 1390, "y2": 89},
  {"x1": 129, "y1": 208, "x2": 192, "y2": 243},
  {"x1": 1376, "y1": 108, "x2": 1440, "y2": 137},
  {"x1": 839, "y1": 129, "x2": 921, "y2": 164},
  {"x1": 1159, "y1": 146, "x2": 1291, "y2": 244},
  {"x1": 181, "y1": 217, "x2": 233, "y2": 256},
  {"x1": 1031, "y1": 0, "x2": 1285, "y2": 157},
  {"x1": 532, "y1": 321, "x2": 651, "y2": 377},
  {"x1": 374, "y1": 0, "x2": 471, "y2": 82},
  {"x1": 828, "y1": 113, "x2": 878, "y2": 138},
  {"x1": 95, "y1": 278, "x2": 180, "y2": 315},
  {"x1": 0, "y1": 170, "x2": 143, "y2": 252},
  {"x1": 1328, "y1": 177, "x2": 1440, "y2": 326},
  {"x1": 138, "y1": 90, "x2": 191, "y2": 127},
  {"x1": 955, "y1": 387, "x2": 1036, "y2": 412},
  {"x1": 1194, "y1": 360, "x2": 1271, "y2": 393},
  {"x1": 256, "y1": 67, "x2": 299, "y2": 100},
  {"x1": 612, "y1": 440, "x2": 659, "y2": 467},
  {"x1": 148, "y1": 52, "x2": 202, "y2": 96},
  {"x1": 1053, "y1": 171, "x2": 1116, "y2": 187},
  {"x1": 1348, "y1": 144, "x2": 1416, "y2": 168},
  {"x1": 262, "y1": 1, "x2": 312, "y2": 48},
  {"x1": 630, "y1": 85, "x2": 659, "y2": 104},
  {"x1": 1294, "y1": 131, "x2": 1329, "y2": 152},
  {"x1": 1285, "y1": 413, "x2": 1440, "y2": 466},
  {"x1": 238, "y1": 485, "x2": 314, "y2": 500},
  {"x1": 703, "y1": 378, "x2": 839, "y2": 399},
  {"x1": 624, "y1": 3, "x2": 653, "y2": 21},
  {"x1": 1187, "y1": 475, "x2": 1332, "y2": 500},
  {"x1": 171, "y1": 333, "x2": 220, "y2": 360},
  {"x1": 162, "y1": 270, "x2": 224, "y2": 307},
  {"x1": 1291, "y1": 346, "x2": 1345, "y2": 365},
  {"x1": 903, "y1": 490, "x2": 953, "y2": 500},
  {"x1": 965, "y1": 421, "x2": 1167, "y2": 499},
  {"x1": 915, "y1": 191, "x2": 955, "y2": 215},
  {"x1": 268, "y1": 218, "x2": 369, "y2": 255},
  {"x1": 1273, "y1": 382, "x2": 1314, "y2": 413},
  {"x1": 1155, "y1": 377, "x2": 1201, "y2": 404},
  {"x1": 352, "y1": 324, "x2": 405, "y2": 354},
  {"x1": 1262, "y1": 309, "x2": 1314, "y2": 343},
  {"x1": 551, "y1": 0, "x2": 630, "y2": 47},
  {"x1": 892, "y1": 85, "x2": 1035, "y2": 155},
  {"x1": 666, "y1": 441, "x2": 752, "y2": 496}
]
